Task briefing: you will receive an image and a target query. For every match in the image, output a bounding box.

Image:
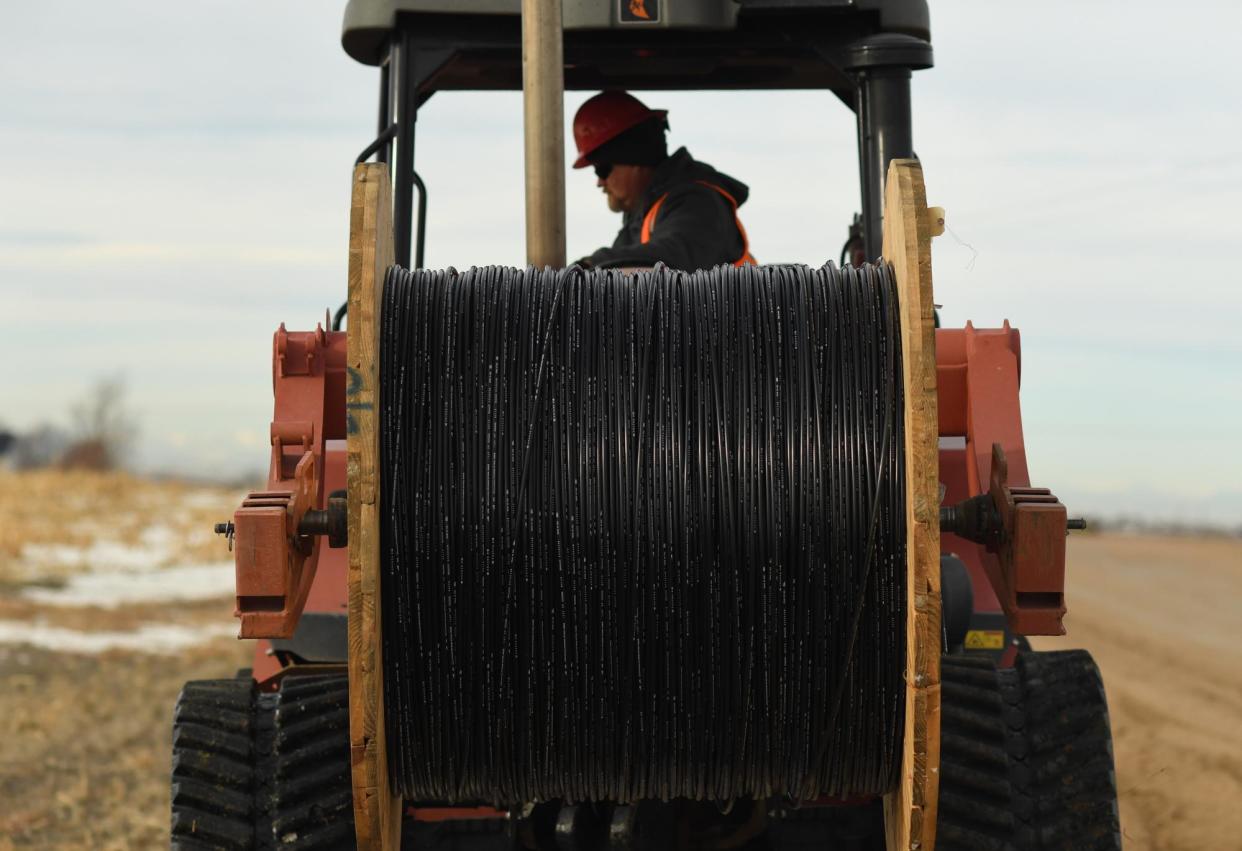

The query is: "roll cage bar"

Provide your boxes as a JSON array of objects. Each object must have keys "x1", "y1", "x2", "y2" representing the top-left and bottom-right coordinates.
[{"x1": 351, "y1": 9, "x2": 932, "y2": 273}]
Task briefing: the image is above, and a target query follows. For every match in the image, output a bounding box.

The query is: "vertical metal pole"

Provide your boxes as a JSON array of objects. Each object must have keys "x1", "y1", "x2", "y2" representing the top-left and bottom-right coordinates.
[
  {"x1": 392, "y1": 29, "x2": 418, "y2": 269},
  {"x1": 853, "y1": 80, "x2": 874, "y2": 260},
  {"x1": 856, "y1": 67, "x2": 913, "y2": 260},
  {"x1": 521, "y1": 0, "x2": 567, "y2": 268},
  {"x1": 845, "y1": 34, "x2": 931, "y2": 260},
  {"x1": 377, "y1": 59, "x2": 391, "y2": 165},
  {"x1": 413, "y1": 172, "x2": 428, "y2": 269}
]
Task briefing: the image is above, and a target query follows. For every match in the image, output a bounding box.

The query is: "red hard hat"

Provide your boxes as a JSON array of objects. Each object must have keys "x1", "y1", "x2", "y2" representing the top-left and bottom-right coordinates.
[{"x1": 571, "y1": 91, "x2": 668, "y2": 169}]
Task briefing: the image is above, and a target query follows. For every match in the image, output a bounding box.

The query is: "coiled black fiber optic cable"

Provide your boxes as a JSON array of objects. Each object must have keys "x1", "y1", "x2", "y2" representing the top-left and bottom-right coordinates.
[{"x1": 379, "y1": 262, "x2": 906, "y2": 805}]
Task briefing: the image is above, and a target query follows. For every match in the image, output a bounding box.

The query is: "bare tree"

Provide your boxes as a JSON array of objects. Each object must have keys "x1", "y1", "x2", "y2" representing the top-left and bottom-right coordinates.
[{"x1": 60, "y1": 377, "x2": 137, "y2": 471}]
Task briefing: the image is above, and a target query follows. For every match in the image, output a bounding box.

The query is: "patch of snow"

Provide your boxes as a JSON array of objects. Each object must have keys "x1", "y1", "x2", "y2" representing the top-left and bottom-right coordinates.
[
  {"x1": 186, "y1": 529, "x2": 216, "y2": 547},
  {"x1": 0, "y1": 620, "x2": 237, "y2": 655},
  {"x1": 19, "y1": 542, "x2": 92, "y2": 569},
  {"x1": 22, "y1": 538, "x2": 175, "y2": 573},
  {"x1": 138, "y1": 523, "x2": 179, "y2": 551},
  {"x1": 71, "y1": 519, "x2": 113, "y2": 538},
  {"x1": 22, "y1": 561, "x2": 235, "y2": 608}
]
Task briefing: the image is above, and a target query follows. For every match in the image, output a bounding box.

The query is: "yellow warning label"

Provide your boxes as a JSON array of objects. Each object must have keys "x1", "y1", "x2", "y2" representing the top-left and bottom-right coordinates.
[{"x1": 964, "y1": 630, "x2": 1006, "y2": 650}]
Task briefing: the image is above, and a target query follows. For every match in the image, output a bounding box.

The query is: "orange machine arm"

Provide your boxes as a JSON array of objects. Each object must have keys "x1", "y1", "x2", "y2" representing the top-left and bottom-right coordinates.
[
  {"x1": 224, "y1": 322, "x2": 348, "y2": 639},
  {"x1": 936, "y1": 322, "x2": 1072, "y2": 636}
]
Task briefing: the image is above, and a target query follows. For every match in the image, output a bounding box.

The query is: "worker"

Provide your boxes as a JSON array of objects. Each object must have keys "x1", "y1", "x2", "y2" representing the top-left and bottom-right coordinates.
[{"x1": 572, "y1": 91, "x2": 757, "y2": 271}]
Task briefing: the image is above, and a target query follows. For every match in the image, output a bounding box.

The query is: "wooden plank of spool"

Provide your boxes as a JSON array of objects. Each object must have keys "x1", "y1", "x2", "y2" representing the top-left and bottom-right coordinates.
[
  {"x1": 882, "y1": 159, "x2": 943, "y2": 851},
  {"x1": 346, "y1": 162, "x2": 402, "y2": 851}
]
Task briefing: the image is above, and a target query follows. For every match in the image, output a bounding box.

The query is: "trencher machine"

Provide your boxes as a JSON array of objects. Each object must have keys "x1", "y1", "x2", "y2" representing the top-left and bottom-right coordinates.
[{"x1": 170, "y1": 2, "x2": 1121, "y2": 850}]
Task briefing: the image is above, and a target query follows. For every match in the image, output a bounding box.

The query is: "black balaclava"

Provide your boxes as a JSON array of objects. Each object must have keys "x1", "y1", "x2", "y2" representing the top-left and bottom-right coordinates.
[{"x1": 588, "y1": 116, "x2": 669, "y2": 167}]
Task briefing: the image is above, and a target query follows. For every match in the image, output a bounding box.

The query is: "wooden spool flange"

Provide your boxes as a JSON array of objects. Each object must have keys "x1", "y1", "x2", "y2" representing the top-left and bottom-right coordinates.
[
  {"x1": 344, "y1": 160, "x2": 943, "y2": 850},
  {"x1": 882, "y1": 158, "x2": 943, "y2": 851},
  {"x1": 347, "y1": 162, "x2": 402, "y2": 851}
]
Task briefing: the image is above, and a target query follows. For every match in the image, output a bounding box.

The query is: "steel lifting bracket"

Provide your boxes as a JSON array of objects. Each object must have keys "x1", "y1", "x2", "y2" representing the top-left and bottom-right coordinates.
[
  {"x1": 940, "y1": 443, "x2": 1082, "y2": 635},
  {"x1": 232, "y1": 452, "x2": 319, "y2": 637}
]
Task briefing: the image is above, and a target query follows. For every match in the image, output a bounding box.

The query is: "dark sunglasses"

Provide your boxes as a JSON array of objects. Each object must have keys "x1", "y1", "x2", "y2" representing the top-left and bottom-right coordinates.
[{"x1": 593, "y1": 163, "x2": 613, "y2": 180}]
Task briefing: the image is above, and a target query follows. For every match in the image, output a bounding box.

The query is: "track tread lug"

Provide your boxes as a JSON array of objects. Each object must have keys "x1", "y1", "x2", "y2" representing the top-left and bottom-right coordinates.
[
  {"x1": 258, "y1": 673, "x2": 357, "y2": 849},
  {"x1": 171, "y1": 679, "x2": 257, "y2": 850}
]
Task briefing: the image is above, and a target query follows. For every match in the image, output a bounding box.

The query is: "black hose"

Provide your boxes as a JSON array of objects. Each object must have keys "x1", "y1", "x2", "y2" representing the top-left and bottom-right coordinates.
[
  {"x1": 333, "y1": 167, "x2": 428, "y2": 331},
  {"x1": 379, "y1": 262, "x2": 907, "y2": 805}
]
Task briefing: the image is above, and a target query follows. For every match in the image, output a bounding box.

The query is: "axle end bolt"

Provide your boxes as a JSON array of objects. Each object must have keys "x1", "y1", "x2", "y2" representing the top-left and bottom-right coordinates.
[{"x1": 214, "y1": 521, "x2": 236, "y2": 551}]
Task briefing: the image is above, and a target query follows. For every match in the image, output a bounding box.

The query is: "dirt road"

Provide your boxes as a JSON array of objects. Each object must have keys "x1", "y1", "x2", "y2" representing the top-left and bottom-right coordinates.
[{"x1": 1036, "y1": 533, "x2": 1242, "y2": 851}]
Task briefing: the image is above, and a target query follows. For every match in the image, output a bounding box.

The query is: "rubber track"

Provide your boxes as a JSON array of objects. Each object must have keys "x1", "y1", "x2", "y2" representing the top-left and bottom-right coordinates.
[
  {"x1": 171, "y1": 679, "x2": 259, "y2": 850},
  {"x1": 256, "y1": 674, "x2": 357, "y2": 849},
  {"x1": 1013, "y1": 651, "x2": 1122, "y2": 851},
  {"x1": 936, "y1": 650, "x2": 1121, "y2": 851},
  {"x1": 172, "y1": 674, "x2": 356, "y2": 850}
]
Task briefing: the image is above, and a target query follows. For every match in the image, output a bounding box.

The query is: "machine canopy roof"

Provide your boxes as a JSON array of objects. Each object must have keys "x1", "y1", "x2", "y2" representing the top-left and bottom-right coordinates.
[{"x1": 341, "y1": 0, "x2": 930, "y2": 98}]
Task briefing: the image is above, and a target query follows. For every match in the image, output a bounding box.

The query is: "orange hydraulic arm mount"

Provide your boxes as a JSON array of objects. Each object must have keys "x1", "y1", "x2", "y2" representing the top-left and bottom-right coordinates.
[
  {"x1": 219, "y1": 321, "x2": 348, "y2": 639},
  {"x1": 936, "y1": 322, "x2": 1081, "y2": 636}
]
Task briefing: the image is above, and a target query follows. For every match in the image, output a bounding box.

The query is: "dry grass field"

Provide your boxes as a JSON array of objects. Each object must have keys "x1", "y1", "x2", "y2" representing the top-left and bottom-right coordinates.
[
  {"x1": 0, "y1": 469, "x2": 1237, "y2": 849},
  {"x1": 0, "y1": 470, "x2": 249, "y2": 850}
]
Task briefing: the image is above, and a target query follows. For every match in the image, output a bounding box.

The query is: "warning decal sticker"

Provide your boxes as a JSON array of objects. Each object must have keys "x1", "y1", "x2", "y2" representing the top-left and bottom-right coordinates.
[
  {"x1": 964, "y1": 630, "x2": 1006, "y2": 650},
  {"x1": 621, "y1": 0, "x2": 660, "y2": 24}
]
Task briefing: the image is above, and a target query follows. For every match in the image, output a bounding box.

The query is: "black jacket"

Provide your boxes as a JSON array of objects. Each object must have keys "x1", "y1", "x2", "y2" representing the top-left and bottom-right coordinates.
[{"x1": 587, "y1": 148, "x2": 750, "y2": 272}]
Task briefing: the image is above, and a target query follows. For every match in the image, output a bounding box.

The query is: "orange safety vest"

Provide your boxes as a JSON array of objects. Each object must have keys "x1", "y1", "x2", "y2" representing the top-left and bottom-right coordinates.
[{"x1": 639, "y1": 180, "x2": 758, "y2": 267}]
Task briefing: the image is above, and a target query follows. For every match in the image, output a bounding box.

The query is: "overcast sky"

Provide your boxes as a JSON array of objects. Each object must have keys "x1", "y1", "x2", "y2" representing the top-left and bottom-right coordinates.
[{"x1": 2, "y1": 1, "x2": 1239, "y2": 525}]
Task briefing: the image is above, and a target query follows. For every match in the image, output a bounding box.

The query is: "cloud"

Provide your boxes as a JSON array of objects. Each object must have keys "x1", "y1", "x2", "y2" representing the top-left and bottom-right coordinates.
[
  {"x1": 233, "y1": 429, "x2": 264, "y2": 449},
  {"x1": 0, "y1": 241, "x2": 341, "y2": 267},
  {"x1": 0, "y1": 230, "x2": 93, "y2": 246}
]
